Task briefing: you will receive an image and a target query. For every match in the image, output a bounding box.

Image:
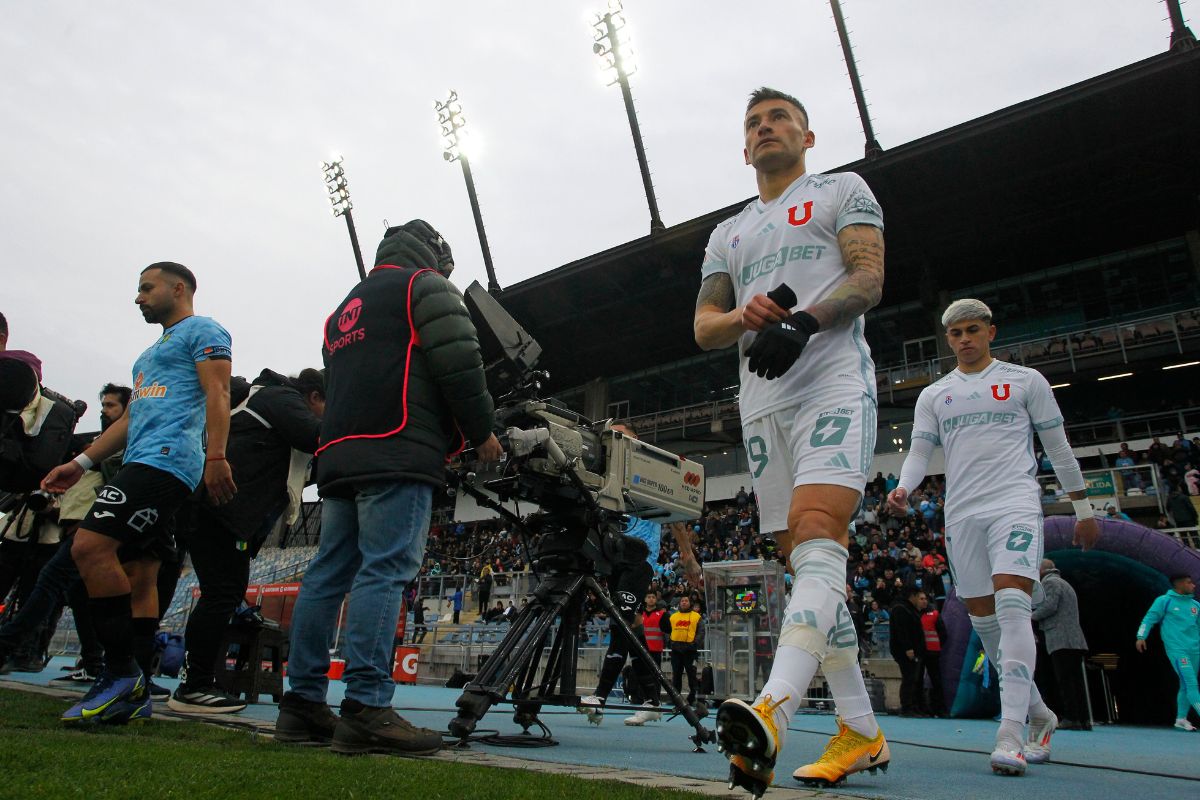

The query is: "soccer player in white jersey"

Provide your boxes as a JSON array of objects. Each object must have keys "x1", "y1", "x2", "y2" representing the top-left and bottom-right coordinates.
[
  {"x1": 695, "y1": 87, "x2": 888, "y2": 796},
  {"x1": 887, "y1": 299, "x2": 1100, "y2": 776}
]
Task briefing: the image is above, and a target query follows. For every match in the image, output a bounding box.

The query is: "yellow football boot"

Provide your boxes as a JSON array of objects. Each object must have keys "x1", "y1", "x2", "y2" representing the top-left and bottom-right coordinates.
[
  {"x1": 716, "y1": 694, "x2": 790, "y2": 798},
  {"x1": 793, "y1": 717, "x2": 890, "y2": 787}
]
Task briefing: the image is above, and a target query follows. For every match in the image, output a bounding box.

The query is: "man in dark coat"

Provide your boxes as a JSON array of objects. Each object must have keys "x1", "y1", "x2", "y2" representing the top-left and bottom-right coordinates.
[
  {"x1": 889, "y1": 586, "x2": 928, "y2": 716},
  {"x1": 275, "y1": 220, "x2": 502, "y2": 755},
  {"x1": 168, "y1": 367, "x2": 325, "y2": 714}
]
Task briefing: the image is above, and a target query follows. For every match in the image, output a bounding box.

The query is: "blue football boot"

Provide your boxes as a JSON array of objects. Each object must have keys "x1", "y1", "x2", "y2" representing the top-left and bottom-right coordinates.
[{"x1": 61, "y1": 671, "x2": 145, "y2": 724}]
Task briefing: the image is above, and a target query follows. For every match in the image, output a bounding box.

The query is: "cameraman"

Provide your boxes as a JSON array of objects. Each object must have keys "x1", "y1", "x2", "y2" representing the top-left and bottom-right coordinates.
[
  {"x1": 577, "y1": 423, "x2": 702, "y2": 727},
  {"x1": 276, "y1": 220, "x2": 501, "y2": 755}
]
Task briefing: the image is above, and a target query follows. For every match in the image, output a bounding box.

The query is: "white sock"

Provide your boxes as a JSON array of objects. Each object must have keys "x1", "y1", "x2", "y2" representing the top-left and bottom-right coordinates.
[
  {"x1": 970, "y1": 611, "x2": 1050, "y2": 720},
  {"x1": 757, "y1": 644, "x2": 818, "y2": 737},
  {"x1": 784, "y1": 539, "x2": 879, "y2": 738},
  {"x1": 823, "y1": 660, "x2": 880, "y2": 738},
  {"x1": 994, "y1": 589, "x2": 1036, "y2": 730}
]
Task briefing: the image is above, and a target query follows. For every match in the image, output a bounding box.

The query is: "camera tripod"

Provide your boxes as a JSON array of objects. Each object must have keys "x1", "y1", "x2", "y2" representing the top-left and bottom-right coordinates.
[{"x1": 446, "y1": 565, "x2": 715, "y2": 752}]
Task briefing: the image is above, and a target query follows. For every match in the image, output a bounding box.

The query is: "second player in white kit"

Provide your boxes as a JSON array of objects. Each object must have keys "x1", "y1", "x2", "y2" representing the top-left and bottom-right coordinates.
[{"x1": 888, "y1": 299, "x2": 1100, "y2": 776}]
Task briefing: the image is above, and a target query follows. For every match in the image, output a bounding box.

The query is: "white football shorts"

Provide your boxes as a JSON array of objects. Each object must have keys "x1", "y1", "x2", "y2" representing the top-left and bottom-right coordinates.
[
  {"x1": 743, "y1": 390, "x2": 875, "y2": 534},
  {"x1": 945, "y1": 509, "x2": 1044, "y2": 599}
]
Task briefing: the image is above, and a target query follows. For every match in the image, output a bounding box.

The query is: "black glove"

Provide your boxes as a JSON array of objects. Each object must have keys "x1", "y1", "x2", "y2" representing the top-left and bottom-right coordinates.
[
  {"x1": 375, "y1": 219, "x2": 455, "y2": 277},
  {"x1": 745, "y1": 283, "x2": 819, "y2": 380}
]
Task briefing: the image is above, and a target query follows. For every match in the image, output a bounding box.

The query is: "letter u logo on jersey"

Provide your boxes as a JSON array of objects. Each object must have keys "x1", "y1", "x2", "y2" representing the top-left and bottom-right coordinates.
[
  {"x1": 991, "y1": 384, "x2": 1011, "y2": 401},
  {"x1": 787, "y1": 201, "x2": 813, "y2": 227}
]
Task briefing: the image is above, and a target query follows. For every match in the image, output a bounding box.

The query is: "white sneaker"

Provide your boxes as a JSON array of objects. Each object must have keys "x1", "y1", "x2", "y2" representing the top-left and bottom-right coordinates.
[
  {"x1": 1025, "y1": 710, "x2": 1057, "y2": 764},
  {"x1": 1174, "y1": 718, "x2": 1197, "y2": 731},
  {"x1": 624, "y1": 703, "x2": 662, "y2": 726},
  {"x1": 990, "y1": 738, "x2": 1027, "y2": 776},
  {"x1": 577, "y1": 695, "x2": 603, "y2": 725}
]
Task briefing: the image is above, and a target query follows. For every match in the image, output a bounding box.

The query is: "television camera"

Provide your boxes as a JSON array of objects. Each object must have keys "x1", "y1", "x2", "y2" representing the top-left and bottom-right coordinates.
[{"x1": 444, "y1": 282, "x2": 715, "y2": 752}]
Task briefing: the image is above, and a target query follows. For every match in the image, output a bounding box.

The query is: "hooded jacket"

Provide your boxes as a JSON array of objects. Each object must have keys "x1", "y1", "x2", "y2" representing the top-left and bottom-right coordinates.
[
  {"x1": 197, "y1": 368, "x2": 321, "y2": 542},
  {"x1": 316, "y1": 240, "x2": 494, "y2": 496},
  {"x1": 1138, "y1": 588, "x2": 1200, "y2": 653}
]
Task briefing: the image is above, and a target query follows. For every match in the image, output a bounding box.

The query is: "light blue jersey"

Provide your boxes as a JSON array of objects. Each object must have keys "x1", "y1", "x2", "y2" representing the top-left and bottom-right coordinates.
[
  {"x1": 124, "y1": 315, "x2": 232, "y2": 490},
  {"x1": 1137, "y1": 589, "x2": 1200, "y2": 653},
  {"x1": 624, "y1": 516, "x2": 661, "y2": 568}
]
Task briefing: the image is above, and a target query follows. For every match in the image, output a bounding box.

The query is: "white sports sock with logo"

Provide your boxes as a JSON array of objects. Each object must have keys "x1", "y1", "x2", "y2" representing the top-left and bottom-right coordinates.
[
  {"x1": 971, "y1": 607, "x2": 1050, "y2": 721},
  {"x1": 993, "y1": 589, "x2": 1038, "y2": 731}
]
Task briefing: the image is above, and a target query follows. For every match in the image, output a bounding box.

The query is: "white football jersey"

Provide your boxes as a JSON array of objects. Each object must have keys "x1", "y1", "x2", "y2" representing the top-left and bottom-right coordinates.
[
  {"x1": 701, "y1": 172, "x2": 883, "y2": 424},
  {"x1": 911, "y1": 360, "x2": 1065, "y2": 525}
]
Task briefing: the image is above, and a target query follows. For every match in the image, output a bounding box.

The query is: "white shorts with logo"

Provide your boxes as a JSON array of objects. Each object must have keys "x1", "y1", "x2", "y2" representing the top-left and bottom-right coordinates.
[
  {"x1": 944, "y1": 509, "x2": 1044, "y2": 599},
  {"x1": 743, "y1": 390, "x2": 876, "y2": 534}
]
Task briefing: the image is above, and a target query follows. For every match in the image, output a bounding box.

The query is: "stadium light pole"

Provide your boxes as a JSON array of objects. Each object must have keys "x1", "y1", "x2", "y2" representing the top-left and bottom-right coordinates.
[
  {"x1": 1164, "y1": 0, "x2": 1196, "y2": 51},
  {"x1": 592, "y1": 0, "x2": 665, "y2": 234},
  {"x1": 435, "y1": 90, "x2": 501, "y2": 295},
  {"x1": 829, "y1": 0, "x2": 883, "y2": 160},
  {"x1": 321, "y1": 156, "x2": 366, "y2": 280}
]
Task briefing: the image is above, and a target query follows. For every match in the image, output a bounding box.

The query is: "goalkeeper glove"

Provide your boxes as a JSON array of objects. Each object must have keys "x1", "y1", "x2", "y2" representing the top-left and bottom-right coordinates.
[{"x1": 745, "y1": 283, "x2": 820, "y2": 380}]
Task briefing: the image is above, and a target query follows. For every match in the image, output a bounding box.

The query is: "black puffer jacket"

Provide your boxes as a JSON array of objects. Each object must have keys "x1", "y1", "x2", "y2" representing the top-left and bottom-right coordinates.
[
  {"x1": 202, "y1": 369, "x2": 321, "y2": 540},
  {"x1": 317, "y1": 242, "x2": 494, "y2": 496}
]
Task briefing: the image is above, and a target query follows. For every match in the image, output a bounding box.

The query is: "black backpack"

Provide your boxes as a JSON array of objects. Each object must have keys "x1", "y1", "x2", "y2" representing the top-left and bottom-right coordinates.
[{"x1": 0, "y1": 398, "x2": 80, "y2": 493}]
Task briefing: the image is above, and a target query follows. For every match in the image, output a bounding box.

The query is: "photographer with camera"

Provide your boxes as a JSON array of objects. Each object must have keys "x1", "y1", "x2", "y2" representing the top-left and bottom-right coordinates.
[
  {"x1": 577, "y1": 424, "x2": 701, "y2": 727},
  {"x1": 275, "y1": 220, "x2": 501, "y2": 756},
  {"x1": 41, "y1": 262, "x2": 235, "y2": 725},
  {"x1": 0, "y1": 384, "x2": 130, "y2": 677}
]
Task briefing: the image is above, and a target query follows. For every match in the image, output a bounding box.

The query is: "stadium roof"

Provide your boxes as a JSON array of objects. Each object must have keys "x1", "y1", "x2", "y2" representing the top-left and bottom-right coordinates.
[{"x1": 497, "y1": 48, "x2": 1200, "y2": 395}]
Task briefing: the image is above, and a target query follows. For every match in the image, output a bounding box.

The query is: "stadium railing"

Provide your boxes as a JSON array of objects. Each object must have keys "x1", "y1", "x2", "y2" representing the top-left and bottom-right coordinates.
[
  {"x1": 876, "y1": 306, "x2": 1200, "y2": 401},
  {"x1": 1039, "y1": 464, "x2": 1167, "y2": 516}
]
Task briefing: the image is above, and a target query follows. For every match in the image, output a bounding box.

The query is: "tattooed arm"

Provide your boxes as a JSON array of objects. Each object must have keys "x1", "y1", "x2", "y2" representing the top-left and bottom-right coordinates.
[
  {"x1": 803, "y1": 223, "x2": 885, "y2": 330},
  {"x1": 694, "y1": 272, "x2": 788, "y2": 350}
]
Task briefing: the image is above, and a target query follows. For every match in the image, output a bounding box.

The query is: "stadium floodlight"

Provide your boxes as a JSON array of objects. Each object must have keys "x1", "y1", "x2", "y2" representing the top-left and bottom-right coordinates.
[
  {"x1": 591, "y1": 0, "x2": 664, "y2": 234},
  {"x1": 1162, "y1": 361, "x2": 1199, "y2": 370},
  {"x1": 320, "y1": 155, "x2": 366, "y2": 280},
  {"x1": 829, "y1": 0, "x2": 883, "y2": 159},
  {"x1": 1097, "y1": 372, "x2": 1133, "y2": 381},
  {"x1": 435, "y1": 90, "x2": 500, "y2": 294}
]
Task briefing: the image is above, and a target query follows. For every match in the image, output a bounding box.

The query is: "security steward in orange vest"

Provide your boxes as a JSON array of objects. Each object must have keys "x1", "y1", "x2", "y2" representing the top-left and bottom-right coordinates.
[
  {"x1": 920, "y1": 604, "x2": 947, "y2": 716},
  {"x1": 661, "y1": 594, "x2": 704, "y2": 705},
  {"x1": 641, "y1": 590, "x2": 666, "y2": 668}
]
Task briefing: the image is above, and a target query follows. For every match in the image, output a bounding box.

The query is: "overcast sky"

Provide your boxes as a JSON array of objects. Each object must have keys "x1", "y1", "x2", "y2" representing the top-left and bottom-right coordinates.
[{"x1": 1, "y1": 1, "x2": 1187, "y2": 421}]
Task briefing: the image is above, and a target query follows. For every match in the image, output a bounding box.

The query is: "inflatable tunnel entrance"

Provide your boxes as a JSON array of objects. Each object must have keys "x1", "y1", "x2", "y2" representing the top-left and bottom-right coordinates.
[{"x1": 939, "y1": 516, "x2": 1200, "y2": 724}]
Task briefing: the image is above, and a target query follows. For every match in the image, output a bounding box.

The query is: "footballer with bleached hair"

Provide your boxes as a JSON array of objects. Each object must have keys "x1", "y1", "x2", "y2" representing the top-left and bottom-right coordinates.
[{"x1": 888, "y1": 299, "x2": 1099, "y2": 776}]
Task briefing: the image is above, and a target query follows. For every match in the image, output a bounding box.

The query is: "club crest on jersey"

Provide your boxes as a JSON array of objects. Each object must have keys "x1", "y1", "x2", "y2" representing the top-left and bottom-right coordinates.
[
  {"x1": 787, "y1": 201, "x2": 813, "y2": 227},
  {"x1": 991, "y1": 384, "x2": 1011, "y2": 401},
  {"x1": 944, "y1": 395, "x2": 953, "y2": 405},
  {"x1": 730, "y1": 234, "x2": 740, "y2": 249}
]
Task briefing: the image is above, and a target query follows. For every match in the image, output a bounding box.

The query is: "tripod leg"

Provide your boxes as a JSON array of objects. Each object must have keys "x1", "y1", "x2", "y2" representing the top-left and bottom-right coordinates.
[{"x1": 449, "y1": 575, "x2": 588, "y2": 741}]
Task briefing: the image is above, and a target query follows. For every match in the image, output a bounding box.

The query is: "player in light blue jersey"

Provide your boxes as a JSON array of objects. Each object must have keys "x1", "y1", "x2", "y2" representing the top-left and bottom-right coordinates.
[
  {"x1": 578, "y1": 423, "x2": 701, "y2": 726},
  {"x1": 1136, "y1": 574, "x2": 1200, "y2": 730},
  {"x1": 42, "y1": 262, "x2": 235, "y2": 725}
]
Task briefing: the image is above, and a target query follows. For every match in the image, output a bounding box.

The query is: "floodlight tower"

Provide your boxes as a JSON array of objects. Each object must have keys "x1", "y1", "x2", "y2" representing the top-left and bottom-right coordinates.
[
  {"x1": 321, "y1": 156, "x2": 366, "y2": 280},
  {"x1": 592, "y1": 0, "x2": 664, "y2": 234},
  {"x1": 829, "y1": 0, "x2": 883, "y2": 159},
  {"x1": 1164, "y1": 0, "x2": 1196, "y2": 51},
  {"x1": 435, "y1": 90, "x2": 500, "y2": 295}
]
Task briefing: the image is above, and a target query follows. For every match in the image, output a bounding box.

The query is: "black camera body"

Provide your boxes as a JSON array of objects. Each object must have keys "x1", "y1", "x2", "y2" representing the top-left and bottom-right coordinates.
[
  {"x1": 0, "y1": 358, "x2": 86, "y2": 494},
  {"x1": 453, "y1": 282, "x2": 704, "y2": 577}
]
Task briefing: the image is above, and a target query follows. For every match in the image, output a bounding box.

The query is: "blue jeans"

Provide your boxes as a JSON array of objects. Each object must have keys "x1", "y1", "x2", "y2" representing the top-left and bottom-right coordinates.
[{"x1": 287, "y1": 480, "x2": 432, "y2": 707}]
